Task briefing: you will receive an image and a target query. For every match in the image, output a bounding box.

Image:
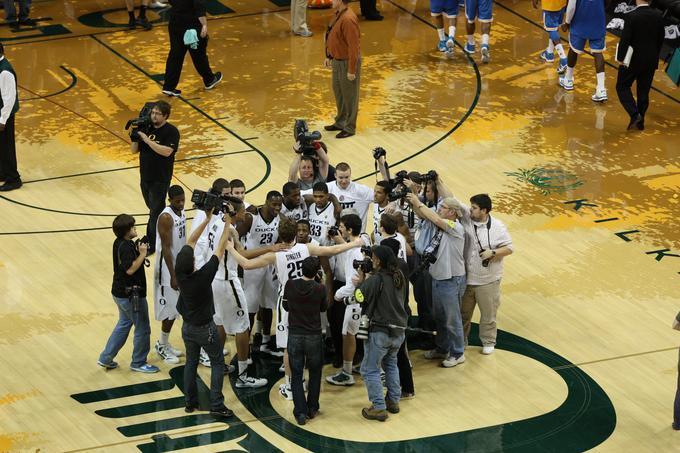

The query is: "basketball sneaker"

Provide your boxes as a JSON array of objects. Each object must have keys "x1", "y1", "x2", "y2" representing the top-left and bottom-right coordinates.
[
  {"x1": 97, "y1": 360, "x2": 118, "y2": 370},
  {"x1": 481, "y1": 45, "x2": 490, "y2": 64},
  {"x1": 235, "y1": 374, "x2": 268, "y2": 388},
  {"x1": 591, "y1": 88, "x2": 608, "y2": 103},
  {"x1": 464, "y1": 42, "x2": 475, "y2": 54},
  {"x1": 442, "y1": 353, "x2": 465, "y2": 368},
  {"x1": 279, "y1": 383, "x2": 293, "y2": 400},
  {"x1": 326, "y1": 370, "x2": 355, "y2": 386},
  {"x1": 166, "y1": 343, "x2": 184, "y2": 357},
  {"x1": 481, "y1": 345, "x2": 495, "y2": 355},
  {"x1": 199, "y1": 348, "x2": 211, "y2": 367},
  {"x1": 559, "y1": 76, "x2": 574, "y2": 91},
  {"x1": 130, "y1": 364, "x2": 160, "y2": 373},
  {"x1": 540, "y1": 50, "x2": 555, "y2": 63},
  {"x1": 438, "y1": 39, "x2": 448, "y2": 52},
  {"x1": 557, "y1": 58, "x2": 568, "y2": 74},
  {"x1": 446, "y1": 36, "x2": 455, "y2": 53},
  {"x1": 155, "y1": 341, "x2": 180, "y2": 364}
]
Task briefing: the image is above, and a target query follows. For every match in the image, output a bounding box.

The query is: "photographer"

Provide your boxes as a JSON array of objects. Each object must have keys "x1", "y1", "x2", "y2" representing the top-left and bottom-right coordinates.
[
  {"x1": 131, "y1": 100, "x2": 180, "y2": 254},
  {"x1": 406, "y1": 193, "x2": 466, "y2": 368},
  {"x1": 353, "y1": 246, "x2": 408, "y2": 422},
  {"x1": 282, "y1": 257, "x2": 328, "y2": 425},
  {"x1": 288, "y1": 142, "x2": 330, "y2": 191},
  {"x1": 458, "y1": 194, "x2": 513, "y2": 355},
  {"x1": 98, "y1": 214, "x2": 159, "y2": 374},
  {"x1": 175, "y1": 208, "x2": 233, "y2": 418}
]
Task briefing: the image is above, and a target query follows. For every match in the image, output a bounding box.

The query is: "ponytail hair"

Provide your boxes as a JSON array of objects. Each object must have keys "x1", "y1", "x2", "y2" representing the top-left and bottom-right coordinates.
[{"x1": 371, "y1": 245, "x2": 404, "y2": 290}]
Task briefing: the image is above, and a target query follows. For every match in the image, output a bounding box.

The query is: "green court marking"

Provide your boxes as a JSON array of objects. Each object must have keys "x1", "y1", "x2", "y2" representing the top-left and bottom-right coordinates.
[
  {"x1": 505, "y1": 167, "x2": 584, "y2": 195},
  {"x1": 95, "y1": 396, "x2": 186, "y2": 418},
  {"x1": 0, "y1": 24, "x2": 71, "y2": 41},
  {"x1": 72, "y1": 379, "x2": 175, "y2": 404}
]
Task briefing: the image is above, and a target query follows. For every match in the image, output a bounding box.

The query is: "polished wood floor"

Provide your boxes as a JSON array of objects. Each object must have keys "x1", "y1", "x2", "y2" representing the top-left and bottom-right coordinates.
[{"x1": 0, "y1": 0, "x2": 679, "y2": 451}]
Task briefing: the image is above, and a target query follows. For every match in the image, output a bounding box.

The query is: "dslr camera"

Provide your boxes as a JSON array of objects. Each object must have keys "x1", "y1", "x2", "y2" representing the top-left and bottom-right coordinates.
[
  {"x1": 479, "y1": 249, "x2": 492, "y2": 268},
  {"x1": 353, "y1": 257, "x2": 373, "y2": 274},
  {"x1": 327, "y1": 225, "x2": 340, "y2": 238},
  {"x1": 388, "y1": 184, "x2": 412, "y2": 202},
  {"x1": 294, "y1": 119, "x2": 322, "y2": 156},
  {"x1": 418, "y1": 251, "x2": 437, "y2": 271},
  {"x1": 191, "y1": 189, "x2": 238, "y2": 216},
  {"x1": 125, "y1": 102, "x2": 156, "y2": 142},
  {"x1": 421, "y1": 170, "x2": 438, "y2": 182},
  {"x1": 372, "y1": 147, "x2": 387, "y2": 160}
]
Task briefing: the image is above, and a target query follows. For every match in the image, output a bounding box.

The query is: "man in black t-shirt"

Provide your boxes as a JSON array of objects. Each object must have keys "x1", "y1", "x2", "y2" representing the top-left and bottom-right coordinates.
[
  {"x1": 131, "y1": 100, "x2": 180, "y2": 254},
  {"x1": 175, "y1": 208, "x2": 233, "y2": 418},
  {"x1": 98, "y1": 214, "x2": 159, "y2": 374}
]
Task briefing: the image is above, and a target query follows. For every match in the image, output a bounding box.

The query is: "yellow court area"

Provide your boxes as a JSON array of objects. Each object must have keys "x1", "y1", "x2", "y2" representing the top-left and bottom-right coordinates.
[{"x1": 0, "y1": 0, "x2": 679, "y2": 451}]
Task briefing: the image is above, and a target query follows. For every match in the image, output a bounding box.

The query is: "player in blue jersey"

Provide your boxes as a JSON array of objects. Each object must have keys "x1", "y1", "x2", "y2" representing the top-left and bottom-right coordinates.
[
  {"x1": 430, "y1": 0, "x2": 459, "y2": 54},
  {"x1": 464, "y1": 0, "x2": 493, "y2": 63},
  {"x1": 559, "y1": 0, "x2": 607, "y2": 102},
  {"x1": 532, "y1": 0, "x2": 569, "y2": 73}
]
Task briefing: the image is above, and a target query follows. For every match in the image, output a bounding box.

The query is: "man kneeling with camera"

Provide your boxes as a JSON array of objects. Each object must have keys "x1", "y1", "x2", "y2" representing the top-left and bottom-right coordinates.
[{"x1": 353, "y1": 246, "x2": 408, "y2": 422}]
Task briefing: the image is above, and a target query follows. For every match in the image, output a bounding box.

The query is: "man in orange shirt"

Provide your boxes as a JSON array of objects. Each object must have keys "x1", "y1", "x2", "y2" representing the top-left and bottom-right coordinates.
[{"x1": 324, "y1": 0, "x2": 361, "y2": 139}]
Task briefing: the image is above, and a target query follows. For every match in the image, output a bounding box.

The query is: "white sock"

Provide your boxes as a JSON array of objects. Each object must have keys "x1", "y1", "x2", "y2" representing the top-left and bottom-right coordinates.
[
  {"x1": 437, "y1": 28, "x2": 445, "y2": 40},
  {"x1": 482, "y1": 34, "x2": 489, "y2": 46},
  {"x1": 448, "y1": 26, "x2": 456, "y2": 38},
  {"x1": 285, "y1": 374, "x2": 291, "y2": 387},
  {"x1": 238, "y1": 360, "x2": 248, "y2": 376},
  {"x1": 467, "y1": 34, "x2": 474, "y2": 45},
  {"x1": 262, "y1": 334, "x2": 271, "y2": 344},
  {"x1": 566, "y1": 66, "x2": 574, "y2": 80},
  {"x1": 547, "y1": 39, "x2": 555, "y2": 53},
  {"x1": 596, "y1": 71, "x2": 605, "y2": 91},
  {"x1": 160, "y1": 331, "x2": 169, "y2": 346},
  {"x1": 343, "y1": 361, "x2": 353, "y2": 375},
  {"x1": 555, "y1": 43, "x2": 566, "y2": 59}
]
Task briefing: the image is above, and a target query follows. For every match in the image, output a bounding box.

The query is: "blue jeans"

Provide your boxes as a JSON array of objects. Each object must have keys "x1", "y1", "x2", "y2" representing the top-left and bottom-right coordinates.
[
  {"x1": 99, "y1": 295, "x2": 151, "y2": 368},
  {"x1": 3, "y1": 0, "x2": 31, "y2": 22},
  {"x1": 360, "y1": 330, "x2": 404, "y2": 410},
  {"x1": 432, "y1": 275, "x2": 466, "y2": 356},
  {"x1": 288, "y1": 334, "x2": 323, "y2": 418},
  {"x1": 182, "y1": 321, "x2": 225, "y2": 411}
]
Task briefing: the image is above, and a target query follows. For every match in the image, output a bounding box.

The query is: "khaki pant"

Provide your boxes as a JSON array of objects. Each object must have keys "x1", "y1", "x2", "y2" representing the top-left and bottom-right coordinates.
[
  {"x1": 331, "y1": 58, "x2": 360, "y2": 134},
  {"x1": 291, "y1": 0, "x2": 308, "y2": 33},
  {"x1": 461, "y1": 279, "x2": 501, "y2": 347}
]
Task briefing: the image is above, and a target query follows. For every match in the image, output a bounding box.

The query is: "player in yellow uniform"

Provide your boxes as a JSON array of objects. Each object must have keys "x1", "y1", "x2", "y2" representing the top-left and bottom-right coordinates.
[{"x1": 533, "y1": 0, "x2": 568, "y2": 73}]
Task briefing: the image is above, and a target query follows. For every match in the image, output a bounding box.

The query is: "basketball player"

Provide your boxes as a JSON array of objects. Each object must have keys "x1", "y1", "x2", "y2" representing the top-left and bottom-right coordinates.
[
  {"x1": 372, "y1": 181, "x2": 392, "y2": 245},
  {"x1": 464, "y1": 0, "x2": 494, "y2": 63},
  {"x1": 326, "y1": 214, "x2": 371, "y2": 387},
  {"x1": 230, "y1": 179, "x2": 251, "y2": 210},
  {"x1": 327, "y1": 163, "x2": 374, "y2": 231},
  {"x1": 309, "y1": 182, "x2": 341, "y2": 246},
  {"x1": 154, "y1": 185, "x2": 187, "y2": 364},
  {"x1": 378, "y1": 214, "x2": 411, "y2": 262},
  {"x1": 281, "y1": 182, "x2": 309, "y2": 222},
  {"x1": 559, "y1": 0, "x2": 607, "y2": 101},
  {"x1": 532, "y1": 0, "x2": 568, "y2": 73},
  {"x1": 429, "y1": 0, "x2": 459, "y2": 53},
  {"x1": 236, "y1": 191, "x2": 283, "y2": 356},
  {"x1": 226, "y1": 218, "x2": 363, "y2": 399}
]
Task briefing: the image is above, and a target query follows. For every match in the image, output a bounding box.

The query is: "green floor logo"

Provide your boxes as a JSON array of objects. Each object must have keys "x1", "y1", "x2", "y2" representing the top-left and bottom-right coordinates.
[{"x1": 506, "y1": 167, "x2": 583, "y2": 195}]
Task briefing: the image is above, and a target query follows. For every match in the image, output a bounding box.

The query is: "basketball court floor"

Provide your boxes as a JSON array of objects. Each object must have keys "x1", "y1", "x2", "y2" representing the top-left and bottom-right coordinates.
[{"x1": 0, "y1": 0, "x2": 678, "y2": 451}]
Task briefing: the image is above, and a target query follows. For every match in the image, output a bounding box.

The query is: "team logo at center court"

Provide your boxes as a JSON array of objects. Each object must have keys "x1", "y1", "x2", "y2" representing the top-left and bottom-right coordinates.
[{"x1": 505, "y1": 167, "x2": 583, "y2": 195}]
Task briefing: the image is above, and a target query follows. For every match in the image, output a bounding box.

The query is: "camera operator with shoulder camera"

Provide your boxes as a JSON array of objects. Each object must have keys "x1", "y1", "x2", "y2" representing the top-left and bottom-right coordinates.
[
  {"x1": 289, "y1": 121, "x2": 330, "y2": 191},
  {"x1": 458, "y1": 194, "x2": 513, "y2": 355},
  {"x1": 353, "y1": 245, "x2": 408, "y2": 422},
  {"x1": 130, "y1": 100, "x2": 180, "y2": 254},
  {"x1": 98, "y1": 214, "x2": 159, "y2": 374},
  {"x1": 406, "y1": 192, "x2": 467, "y2": 369}
]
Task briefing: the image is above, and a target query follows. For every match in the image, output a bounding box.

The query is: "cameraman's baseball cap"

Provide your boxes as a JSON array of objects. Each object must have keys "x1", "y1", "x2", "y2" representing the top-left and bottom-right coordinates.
[{"x1": 175, "y1": 245, "x2": 195, "y2": 278}]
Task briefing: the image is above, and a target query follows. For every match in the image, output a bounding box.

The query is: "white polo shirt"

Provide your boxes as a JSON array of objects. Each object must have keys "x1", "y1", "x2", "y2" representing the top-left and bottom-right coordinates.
[{"x1": 327, "y1": 180, "x2": 374, "y2": 230}]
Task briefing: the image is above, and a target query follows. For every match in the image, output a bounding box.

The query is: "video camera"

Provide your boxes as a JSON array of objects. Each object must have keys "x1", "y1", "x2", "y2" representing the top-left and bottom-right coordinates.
[
  {"x1": 191, "y1": 189, "x2": 239, "y2": 216},
  {"x1": 353, "y1": 246, "x2": 374, "y2": 274},
  {"x1": 294, "y1": 119, "x2": 322, "y2": 156},
  {"x1": 388, "y1": 184, "x2": 412, "y2": 202},
  {"x1": 125, "y1": 102, "x2": 155, "y2": 142},
  {"x1": 421, "y1": 170, "x2": 438, "y2": 182}
]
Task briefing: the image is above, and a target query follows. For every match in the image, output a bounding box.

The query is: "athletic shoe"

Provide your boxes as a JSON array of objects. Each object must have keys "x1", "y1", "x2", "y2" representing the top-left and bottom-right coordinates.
[
  {"x1": 446, "y1": 37, "x2": 455, "y2": 52},
  {"x1": 205, "y1": 72, "x2": 223, "y2": 90},
  {"x1": 130, "y1": 364, "x2": 160, "y2": 373},
  {"x1": 437, "y1": 39, "x2": 448, "y2": 52},
  {"x1": 162, "y1": 89, "x2": 181, "y2": 97},
  {"x1": 386, "y1": 400, "x2": 400, "y2": 414},
  {"x1": 236, "y1": 374, "x2": 268, "y2": 388},
  {"x1": 591, "y1": 88, "x2": 608, "y2": 103},
  {"x1": 136, "y1": 17, "x2": 152, "y2": 31},
  {"x1": 279, "y1": 383, "x2": 293, "y2": 401},
  {"x1": 210, "y1": 407, "x2": 234, "y2": 418},
  {"x1": 481, "y1": 45, "x2": 490, "y2": 64},
  {"x1": 166, "y1": 343, "x2": 184, "y2": 357},
  {"x1": 464, "y1": 42, "x2": 475, "y2": 54},
  {"x1": 557, "y1": 58, "x2": 568, "y2": 74},
  {"x1": 481, "y1": 345, "x2": 495, "y2": 355},
  {"x1": 423, "y1": 349, "x2": 447, "y2": 360},
  {"x1": 558, "y1": 76, "x2": 574, "y2": 91},
  {"x1": 442, "y1": 354, "x2": 465, "y2": 368},
  {"x1": 326, "y1": 370, "x2": 355, "y2": 386},
  {"x1": 293, "y1": 29, "x2": 313, "y2": 37},
  {"x1": 199, "y1": 349, "x2": 211, "y2": 367},
  {"x1": 540, "y1": 50, "x2": 555, "y2": 63},
  {"x1": 97, "y1": 360, "x2": 118, "y2": 370},
  {"x1": 260, "y1": 340, "x2": 281, "y2": 355},
  {"x1": 362, "y1": 406, "x2": 388, "y2": 422},
  {"x1": 149, "y1": 0, "x2": 168, "y2": 8},
  {"x1": 155, "y1": 341, "x2": 180, "y2": 364}
]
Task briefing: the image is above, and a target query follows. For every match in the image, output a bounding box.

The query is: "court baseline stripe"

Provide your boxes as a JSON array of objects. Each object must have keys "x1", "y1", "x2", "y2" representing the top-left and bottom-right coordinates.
[
  {"x1": 495, "y1": 0, "x2": 680, "y2": 105},
  {"x1": 552, "y1": 345, "x2": 679, "y2": 370}
]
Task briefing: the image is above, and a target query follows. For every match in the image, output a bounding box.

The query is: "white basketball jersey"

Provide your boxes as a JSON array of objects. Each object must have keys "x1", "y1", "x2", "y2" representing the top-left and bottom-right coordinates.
[
  {"x1": 274, "y1": 242, "x2": 310, "y2": 296},
  {"x1": 281, "y1": 201, "x2": 308, "y2": 222},
  {"x1": 245, "y1": 211, "x2": 280, "y2": 250},
  {"x1": 204, "y1": 220, "x2": 238, "y2": 281},
  {"x1": 373, "y1": 203, "x2": 387, "y2": 245},
  {"x1": 308, "y1": 202, "x2": 336, "y2": 246},
  {"x1": 155, "y1": 207, "x2": 186, "y2": 286}
]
